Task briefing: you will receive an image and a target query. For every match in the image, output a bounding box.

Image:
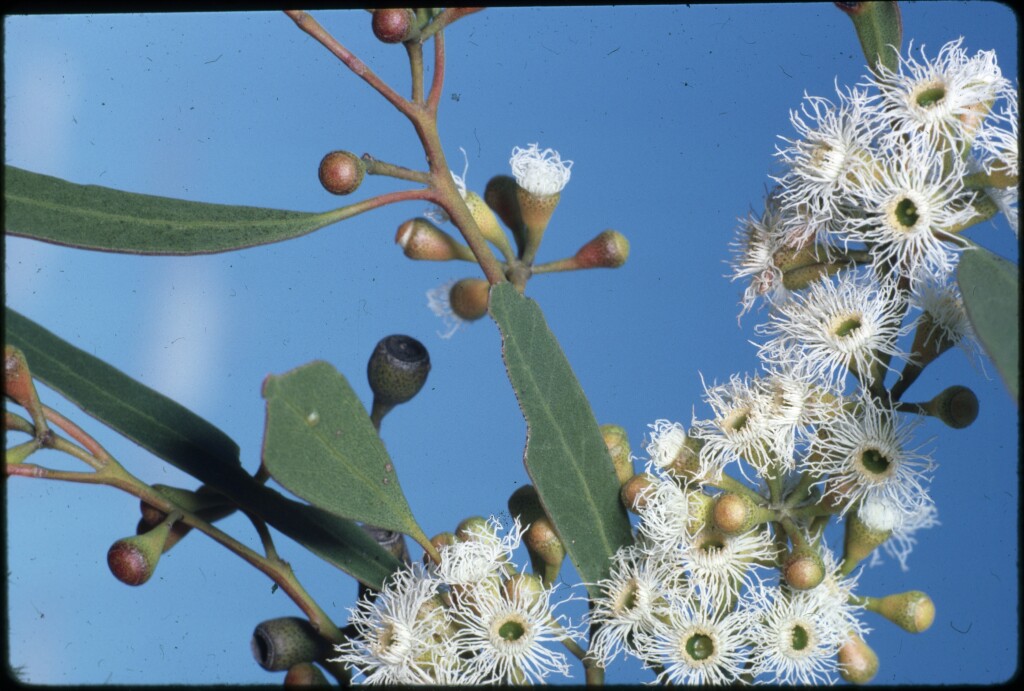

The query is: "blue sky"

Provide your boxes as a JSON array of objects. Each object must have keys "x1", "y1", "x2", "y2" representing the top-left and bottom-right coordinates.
[{"x1": 4, "y1": 5, "x2": 1018, "y2": 684}]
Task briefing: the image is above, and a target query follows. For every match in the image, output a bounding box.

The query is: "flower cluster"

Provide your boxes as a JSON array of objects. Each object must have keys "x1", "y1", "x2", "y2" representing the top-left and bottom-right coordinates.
[
  {"x1": 331, "y1": 517, "x2": 581, "y2": 684},
  {"x1": 592, "y1": 37, "x2": 1012, "y2": 684}
]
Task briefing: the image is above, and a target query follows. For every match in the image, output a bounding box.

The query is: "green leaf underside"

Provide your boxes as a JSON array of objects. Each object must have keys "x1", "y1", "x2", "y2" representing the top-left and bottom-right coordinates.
[
  {"x1": 842, "y1": 1, "x2": 902, "y2": 75},
  {"x1": 5, "y1": 308, "x2": 399, "y2": 587},
  {"x1": 957, "y1": 248, "x2": 1019, "y2": 400},
  {"x1": 489, "y1": 283, "x2": 634, "y2": 595},
  {"x1": 262, "y1": 361, "x2": 428, "y2": 544},
  {"x1": 4, "y1": 165, "x2": 337, "y2": 255}
]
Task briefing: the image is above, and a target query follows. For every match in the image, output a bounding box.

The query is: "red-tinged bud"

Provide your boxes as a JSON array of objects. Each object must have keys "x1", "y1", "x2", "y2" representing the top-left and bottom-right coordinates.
[
  {"x1": 395, "y1": 218, "x2": 475, "y2": 261},
  {"x1": 284, "y1": 662, "x2": 330, "y2": 686},
  {"x1": 621, "y1": 472, "x2": 656, "y2": 513},
  {"x1": 523, "y1": 515, "x2": 566, "y2": 572},
  {"x1": 600, "y1": 424, "x2": 634, "y2": 486},
  {"x1": 108, "y1": 518, "x2": 175, "y2": 586},
  {"x1": 318, "y1": 151, "x2": 365, "y2": 195},
  {"x1": 869, "y1": 590, "x2": 935, "y2": 633},
  {"x1": 574, "y1": 230, "x2": 630, "y2": 269},
  {"x1": 712, "y1": 492, "x2": 774, "y2": 536},
  {"x1": 448, "y1": 278, "x2": 489, "y2": 321},
  {"x1": 251, "y1": 617, "x2": 329, "y2": 672},
  {"x1": 371, "y1": 9, "x2": 418, "y2": 44},
  {"x1": 783, "y1": 546, "x2": 825, "y2": 590},
  {"x1": 4, "y1": 346, "x2": 41, "y2": 414},
  {"x1": 838, "y1": 631, "x2": 879, "y2": 684}
]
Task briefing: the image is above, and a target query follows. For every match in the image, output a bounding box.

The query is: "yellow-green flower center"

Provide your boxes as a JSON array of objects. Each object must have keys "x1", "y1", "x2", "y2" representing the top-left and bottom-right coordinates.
[{"x1": 685, "y1": 632, "x2": 716, "y2": 661}]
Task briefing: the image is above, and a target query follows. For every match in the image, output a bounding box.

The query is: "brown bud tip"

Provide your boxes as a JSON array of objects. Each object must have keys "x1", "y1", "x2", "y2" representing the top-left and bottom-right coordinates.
[
  {"x1": 838, "y1": 632, "x2": 879, "y2": 684},
  {"x1": 107, "y1": 537, "x2": 159, "y2": 586},
  {"x1": 372, "y1": 8, "x2": 416, "y2": 43},
  {"x1": 783, "y1": 547, "x2": 825, "y2": 590},
  {"x1": 574, "y1": 230, "x2": 630, "y2": 269},
  {"x1": 712, "y1": 493, "x2": 750, "y2": 535},
  {"x1": 284, "y1": 662, "x2": 330, "y2": 686},
  {"x1": 620, "y1": 472, "x2": 656, "y2": 513},
  {"x1": 318, "y1": 150, "x2": 365, "y2": 195},
  {"x1": 449, "y1": 278, "x2": 490, "y2": 321}
]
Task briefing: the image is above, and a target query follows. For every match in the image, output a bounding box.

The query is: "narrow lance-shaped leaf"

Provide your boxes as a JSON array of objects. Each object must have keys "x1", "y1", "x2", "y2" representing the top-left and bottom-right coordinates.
[
  {"x1": 489, "y1": 283, "x2": 634, "y2": 595},
  {"x1": 957, "y1": 247, "x2": 1019, "y2": 401},
  {"x1": 834, "y1": 1, "x2": 902, "y2": 75},
  {"x1": 4, "y1": 308, "x2": 400, "y2": 587},
  {"x1": 4, "y1": 165, "x2": 349, "y2": 255},
  {"x1": 261, "y1": 361, "x2": 431, "y2": 548}
]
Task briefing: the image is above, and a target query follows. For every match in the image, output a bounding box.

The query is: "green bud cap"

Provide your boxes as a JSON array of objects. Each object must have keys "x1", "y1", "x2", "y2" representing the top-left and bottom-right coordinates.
[
  {"x1": 107, "y1": 520, "x2": 175, "y2": 586},
  {"x1": 924, "y1": 385, "x2": 979, "y2": 429},
  {"x1": 396, "y1": 218, "x2": 475, "y2": 261},
  {"x1": 251, "y1": 617, "x2": 329, "y2": 672},
  {"x1": 455, "y1": 515, "x2": 494, "y2": 542},
  {"x1": 448, "y1": 278, "x2": 490, "y2": 321},
  {"x1": 371, "y1": 8, "x2": 418, "y2": 43},
  {"x1": 465, "y1": 191, "x2": 515, "y2": 258},
  {"x1": 574, "y1": 230, "x2": 630, "y2": 269},
  {"x1": 503, "y1": 572, "x2": 546, "y2": 605},
  {"x1": 367, "y1": 335, "x2": 431, "y2": 408},
  {"x1": 712, "y1": 492, "x2": 773, "y2": 535},
  {"x1": 600, "y1": 424, "x2": 634, "y2": 485},
  {"x1": 783, "y1": 546, "x2": 825, "y2": 590},
  {"x1": 871, "y1": 590, "x2": 935, "y2": 633},
  {"x1": 484, "y1": 175, "x2": 526, "y2": 254},
  {"x1": 318, "y1": 151, "x2": 365, "y2": 195},
  {"x1": 838, "y1": 632, "x2": 879, "y2": 684},
  {"x1": 284, "y1": 662, "x2": 330, "y2": 687}
]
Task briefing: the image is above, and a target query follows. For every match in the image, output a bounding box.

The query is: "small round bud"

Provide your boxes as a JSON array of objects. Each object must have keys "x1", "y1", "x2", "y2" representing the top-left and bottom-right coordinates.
[
  {"x1": 107, "y1": 521, "x2": 174, "y2": 586},
  {"x1": 318, "y1": 151, "x2": 365, "y2": 196},
  {"x1": 284, "y1": 662, "x2": 330, "y2": 687},
  {"x1": 620, "y1": 472, "x2": 656, "y2": 513},
  {"x1": 523, "y1": 515, "x2": 566, "y2": 569},
  {"x1": 924, "y1": 385, "x2": 979, "y2": 429},
  {"x1": 508, "y1": 485, "x2": 545, "y2": 525},
  {"x1": 837, "y1": 632, "x2": 879, "y2": 684},
  {"x1": 783, "y1": 546, "x2": 825, "y2": 590},
  {"x1": 574, "y1": 230, "x2": 630, "y2": 269},
  {"x1": 503, "y1": 572, "x2": 546, "y2": 604},
  {"x1": 448, "y1": 278, "x2": 490, "y2": 321},
  {"x1": 396, "y1": 217, "x2": 474, "y2": 261},
  {"x1": 455, "y1": 516, "x2": 494, "y2": 542},
  {"x1": 600, "y1": 424, "x2": 634, "y2": 486},
  {"x1": 371, "y1": 9, "x2": 417, "y2": 44},
  {"x1": 712, "y1": 492, "x2": 773, "y2": 535},
  {"x1": 251, "y1": 617, "x2": 329, "y2": 672},
  {"x1": 871, "y1": 590, "x2": 935, "y2": 633},
  {"x1": 430, "y1": 531, "x2": 456, "y2": 551},
  {"x1": 367, "y1": 335, "x2": 430, "y2": 408}
]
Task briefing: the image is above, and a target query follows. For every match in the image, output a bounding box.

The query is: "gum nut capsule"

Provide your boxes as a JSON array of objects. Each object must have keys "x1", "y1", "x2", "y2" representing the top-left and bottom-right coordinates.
[{"x1": 367, "y1": 335, "x2": 431, "y2": 407}]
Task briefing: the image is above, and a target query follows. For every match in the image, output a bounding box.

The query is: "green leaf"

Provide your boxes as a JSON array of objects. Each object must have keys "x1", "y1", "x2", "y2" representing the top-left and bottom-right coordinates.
[
  {"x1": 835, "y1": 1, "x2": 902, "y2": 75},
  {"x1": 957, "y1": 248, "x2": 1019, "y2": 401},
  {"x1": 489, "y1": 283, "x2": 633, "y2": 595},
  {"x1": 262, "y1": 361, "x2": 429, "y2": 546},
  {"x1": 4, "y1": 307, "x2": 400, "y2": 587},
  {"x1": 4, "y1": 165, "x2": 342, "y2": 255}
]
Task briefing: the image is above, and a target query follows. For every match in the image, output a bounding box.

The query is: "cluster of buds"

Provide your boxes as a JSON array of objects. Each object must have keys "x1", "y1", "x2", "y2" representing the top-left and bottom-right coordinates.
[
  {"x1": 393, "y1": 143, "x2": 630, "y2": 337},
  {"x1": 586, "y1": 37, "x2": 1014, "y2": 685}
]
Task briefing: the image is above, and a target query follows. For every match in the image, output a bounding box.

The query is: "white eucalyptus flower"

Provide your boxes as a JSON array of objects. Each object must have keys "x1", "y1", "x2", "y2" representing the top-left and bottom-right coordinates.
[
  {"x1": 681, "y1": 527, "x2": 778, "y2": 604},
  {"x1": 437, "y1": 516, "x2": 522, "y2": 587},
  {"x1": 509, "y1": 143, "x2": 573, "y2": 197},
  {"x1": 690, "y1": 373, "x2": 780, "y2": 480}
]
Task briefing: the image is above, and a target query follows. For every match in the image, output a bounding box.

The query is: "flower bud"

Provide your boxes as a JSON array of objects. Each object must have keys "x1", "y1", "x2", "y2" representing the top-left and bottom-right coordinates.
[
  {"x1": 868, "y1": 590, "x2": 935, "y2": 633},
  {"x1": 620, "y1": 472, "x2": 656, "y2": 513},
  {"x1": 923, "y1": 385, "x2": 979, "y2": 429},
  {"x1": 574, "y1": 230, "x2": 630, "y2": 269},
  {"x1": 523, "y1": 516, "x2": 566, "y2": 573},
  {"x1": 712, "y1": 492, "x2": 774, "y2": 536},
  {"x1": 252, "y1": 617, "x2": 329, "y2": 672},
  {"x1": 371, "y1": 9, "x2": 418, "y2": 44},
  {"x1": 455, "y1": 515, "x2": 494, "y2": 542},
  {"x1": 600, "y1": 424, "x2": 634, "y2": 486},
  {"x1": 395, "y1": 218, "x2": 475, "y2": 261},
  {"x1": 464, "y1": 191, "x2": 515, "y2": 258},
  {"x1": 318, "y1": 151, "x2": 365, "y2": 195},
  {"x1": 783, "y1": 546, "x2": 825, "y2": 590},
  {"x1": 107, "y1": 519, "x2": 175, "y2": 586},
  {"x1": 484, "y1": 175, "x2": 526, "y2": 254},
  {"x1": 837, "y1": 631, "x2": 879, "y2": 684},
  {"x1": 842, "y1": 505, "x2": 892, "y2": 573},
  {"x1": 284, "y1": 662, "x2": 330, "y2": 686},
  {"x1": 502, "y1": 572, "x2": 546, "y2": 605},
  {"x1": 782, "y1": 261, "x2": 845, "y2": 291},
  {"x1": 3, "y1": 345, "x2": 37, "y2": 410},
  {"x1": 367, "y1": 335, "x2": 430, "y2": 409},
  {"x1": 448, "y1": 277, "x2": 490, "y2": 321}
]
